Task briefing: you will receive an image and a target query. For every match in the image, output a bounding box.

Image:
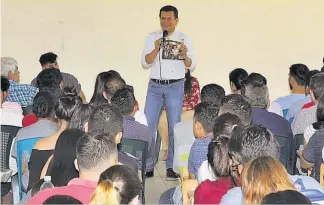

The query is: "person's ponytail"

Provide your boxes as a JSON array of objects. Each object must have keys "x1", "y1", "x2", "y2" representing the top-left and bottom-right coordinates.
[
  {"x1": 184, "y1": 70, "x2": 192, "y2": 97},
  {"x1": 89, "y1": 180, "x2": 119, "y2": 204}
]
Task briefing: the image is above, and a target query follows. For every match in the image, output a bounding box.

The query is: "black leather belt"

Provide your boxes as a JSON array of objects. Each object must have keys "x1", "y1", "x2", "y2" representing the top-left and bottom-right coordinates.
[{"x1": 151, "y1": 78, "x2": 183, "y2": 85}]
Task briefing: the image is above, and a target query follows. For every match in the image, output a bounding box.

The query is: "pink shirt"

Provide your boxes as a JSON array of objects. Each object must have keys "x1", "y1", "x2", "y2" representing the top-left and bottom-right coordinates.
[{"x1": 27, "y1": 178, "x2": 97, "y2": 204}]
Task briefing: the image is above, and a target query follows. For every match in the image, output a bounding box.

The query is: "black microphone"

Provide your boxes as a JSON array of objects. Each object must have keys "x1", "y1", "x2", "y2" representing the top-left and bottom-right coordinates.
[{"x1": 162, "y1": 30, "x2": 168, "y2": 44}]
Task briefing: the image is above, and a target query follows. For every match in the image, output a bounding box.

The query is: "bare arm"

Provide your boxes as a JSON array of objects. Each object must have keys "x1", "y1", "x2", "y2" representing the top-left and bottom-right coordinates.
[{"x1": 145, "y1": 48, "x2": 159, "y2": 65}]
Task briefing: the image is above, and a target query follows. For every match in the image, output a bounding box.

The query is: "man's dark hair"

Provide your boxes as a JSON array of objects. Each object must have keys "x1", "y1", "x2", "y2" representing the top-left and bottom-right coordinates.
[
  {"x1": 104, "y1": 76, "x2": 126, "y2": 102},
  {"x1": 244, "y1": 72, "x2": 267, "y2": 86},
  {"x1": 289, "y1": 64, "x2": 309, "y2": 86},
  {"x1": 36, "y1": 67, "x2": 62, "y2": 88},
  {"x1": 1, "y1": 76, "x2": 10, "y2": 92},
  {"x1": 208, "y1": 137, "x2": 230, "y2": 178},
  {"x1": 32, "y1": 91, "x2": 55, "y2": 118},
  {"x1": 306, "y1": 70, "x2": 321, "y2": 87},
  {"x1": 43, "y1": 195, "x2": 82, "y2": 204},
  {"x1": 321, "y1": 57, "x2": 324, "y2": 72},
  {"x1": 261, "y1": 190, "x2": 311, "y2": 204},
  {"x1": 200, "y1": 84, "x2": 225, "y2": 105},
  {"x1": 76, "y1": 132, "x2": 117, "y2": 171},
  {"x1": 39, "y1": 52, "x2": 58, "y2": 66},
  {"x1": 213, "y1": 113, "x2": 241, "y2": 138},
  {"x1": 159, "y1": 5, "x2": 178, "y2": 19},
  {"x1": 244, "y1": 83, "x2": 269, "y2": 109},
  {"x1": 88, "y1": 104, "x2": 123, "y2": 137},
  {"x1": 229, "y1": 125, "x2": 279, "y2": 165},
  {"x1": 229, "y1": 68, "x2": 248, "y2": 91},
  {"x1": 194, "y1": 102, "x2": 219, "y2": 133},
  {"x1": 219, "y1": 94, "x2": 252, "y2": 126},
  {"x1": 309, "y1": 73, "x2": 324, "y2": 100},
  {"x1": 111, "y1": 88, "x2": 136, "y2": 116}
]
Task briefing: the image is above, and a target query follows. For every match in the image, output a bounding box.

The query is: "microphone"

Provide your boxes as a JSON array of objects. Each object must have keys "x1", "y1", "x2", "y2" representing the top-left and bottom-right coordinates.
[{"x1": 162, "y1": 30, "x2": 168, "y2": 44}]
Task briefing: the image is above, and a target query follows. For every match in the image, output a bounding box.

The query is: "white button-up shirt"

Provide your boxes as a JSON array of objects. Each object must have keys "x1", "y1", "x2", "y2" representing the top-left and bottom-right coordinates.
[{"x1": 141, "y1": 29, "x2": 196, "y2": 80}]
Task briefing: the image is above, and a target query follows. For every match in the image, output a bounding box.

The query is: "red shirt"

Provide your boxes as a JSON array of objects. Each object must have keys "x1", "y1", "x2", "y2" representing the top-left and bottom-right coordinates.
[
  {"x1": 194, "y1": 178, "x2": 234, "y2": 204},
  {"x1": 22, "y1": 113, "x2": 37, "y2": 127},
  {"x1": 302, "y1": 101, "x2": 315, "y2": 109},
  {"x1": 27, "y1": 178, "x2": 97, "y2": 204},
  {"x1": 183, "y1": 77, "x2": 200, "y2": 111}
]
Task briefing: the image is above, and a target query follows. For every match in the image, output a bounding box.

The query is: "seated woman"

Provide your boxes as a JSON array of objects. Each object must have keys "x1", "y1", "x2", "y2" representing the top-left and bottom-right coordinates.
[
  {"x1": 158, "y1": 69, "x2": 200, "y2": 160},
  {"x1": 241, "y1": 156, "x2": 296, "y2": 204},
  {"x1": 40, "y1": 129, "x2": 84, "y2": 186},
  {"x1": 194, "y1": 136, "x2": 236, "y2": 204},
  {"x1": 27, "y1": 91, "x2": 80, "y2": 191},
  {"x1": 89, "y1": 165, "x2": 141, "y2": 204}
]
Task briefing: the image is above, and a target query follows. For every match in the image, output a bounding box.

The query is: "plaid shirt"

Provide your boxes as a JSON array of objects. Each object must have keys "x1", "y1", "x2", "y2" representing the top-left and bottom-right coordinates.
[{"x1": 5, "y1": 80, "x2": 38, "y2": 107}]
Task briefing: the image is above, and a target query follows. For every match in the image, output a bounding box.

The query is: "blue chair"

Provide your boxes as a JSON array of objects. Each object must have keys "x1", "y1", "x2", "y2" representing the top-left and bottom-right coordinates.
[{"x1": 16, "y1": 137, "x2": 43, "y2": 200}]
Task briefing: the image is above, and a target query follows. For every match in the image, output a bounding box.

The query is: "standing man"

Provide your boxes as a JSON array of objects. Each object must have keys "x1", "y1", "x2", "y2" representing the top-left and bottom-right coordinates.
[
  {"x1": 141, "y1": 5, "x2": 196, "y2": 180},
  {"x1": 31, "y1": 52, "x2": 86, "y2": 102}
]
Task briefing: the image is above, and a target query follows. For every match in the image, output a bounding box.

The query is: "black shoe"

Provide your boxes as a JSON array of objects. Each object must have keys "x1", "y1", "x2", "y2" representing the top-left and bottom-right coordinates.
[
  {"x1": 145, "y1": 171, "x2": 154, "y2": 178},
  {"x1": 166, "y1": 168, "x2": 179, "y2": 181}
]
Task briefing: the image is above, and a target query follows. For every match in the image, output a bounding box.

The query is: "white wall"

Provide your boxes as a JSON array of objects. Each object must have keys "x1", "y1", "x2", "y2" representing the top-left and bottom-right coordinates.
[{"x1": 1, "y1": 0, "x2": 324, "y2": 109}]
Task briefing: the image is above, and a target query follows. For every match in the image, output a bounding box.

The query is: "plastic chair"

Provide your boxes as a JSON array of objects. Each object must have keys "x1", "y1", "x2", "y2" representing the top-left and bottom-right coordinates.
[
  {"x1": 292, "y1": 134, "x2": 305, "y2": 175},
  {"x1": 301, "y1": 189, "x2": 324, "y2": 203},
  {"x1": 16, "y1": 137, "x2": 43, "y2": 200},
  {"x1": 119, "y1": 139, "x2": 148, "y2": 204},
  {"x1": 275, "y1": 135, "x2": 290, "y2": 171}
]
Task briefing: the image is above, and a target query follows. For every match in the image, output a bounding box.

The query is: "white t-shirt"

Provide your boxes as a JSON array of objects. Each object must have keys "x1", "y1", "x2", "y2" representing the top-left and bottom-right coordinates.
[{"x1": 197, "y1": 160, "x2": 217, "y2": 184}]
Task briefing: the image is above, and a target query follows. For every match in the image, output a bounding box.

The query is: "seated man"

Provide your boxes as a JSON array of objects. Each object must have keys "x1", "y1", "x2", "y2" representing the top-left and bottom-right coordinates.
[
  {"x1": 243, "y1": 74, "x2": 293, "y2": 153},
  {"x1": 1, "y1": 57, "x2": 37, "y2": 107},
  {"x1": 85, "y1": 104, "x2": 138, "y2": 174},
  {"x1": 173, "y1": 84, "x2": 225, "y2": 174},
  {"x1": 111, "y1": 88, "x2": 155, "y2": 176},
  {"x1": 275, "y1": 64, "x2": 309, "y2": 118},
  {"x1": 220, "y1": 125, "x2": 324, "y2": 205},
  {"x1": 292, "y1": 73, "x2": 324, "y2": 135},
  {"x1": 286, "y1": 70, "x2": 320, "y2": 123},
  {"x1": 27, "y1": 132, "x2": 118, "y2": 204},
  {"x1": 188, "y1": 102, "x2": 219, "y2": 179},
  {"x1": 31, "y1": 52, "x2": 86, "y2": 102}
]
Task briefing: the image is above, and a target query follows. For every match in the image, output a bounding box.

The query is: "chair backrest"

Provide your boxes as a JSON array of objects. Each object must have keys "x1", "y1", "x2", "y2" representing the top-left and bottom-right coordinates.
[
  {"x1": 300, "y1": 189, "x2": 324, "y2": 203},
  {"x1": 1, "y1": 125, "x2": 21, "y2": 169},
  {"x1": 16, "y1": 137, "x2": 43, "y2": 199},
  {"x1": 274, "y1": 135, "x2": 290, "y2": 170},
  {"x1": 119, "y1": 139, "x2": 148, "y2": 204},
  {"x1": 292, "y1": 134, "x2": 305, "y2": 175}
]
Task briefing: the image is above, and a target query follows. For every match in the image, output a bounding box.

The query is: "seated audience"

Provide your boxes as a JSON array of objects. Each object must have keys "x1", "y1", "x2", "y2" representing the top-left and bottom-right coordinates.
[
  {"x1": 275, "y1": 64, "x2": 309, "y2": 118},
  {"x1": 111, "y1": 88, "x2": 155, "y2": 176},
  {"x1": 188, "y1": 102, "x2": 219, "y2": 179},
  {"x1": 0, "y1": 76, "x2": 23, "y2": 127},
  {"x1": 1, "y1": 57, "x2": 37, "y2": 107},
  {"x1": 218, "y1": 94, "x2": 252, "y2": 126},
  {"x1": 28, "y1": 92, "x2": 79, "y2": 191},
  {"x1": 40, "y1": 129, "x2": 84, "y2": 185},
  {"x1": 27, "y1": 132, "x2": 118, "y2": 204},
  {"x1": 220, "y1": 124, "x2": 324, "y2": 205},
  {"x1": 90, "y1": 165, "x2": 141, "y2": 205},
  {"x1": 241, "y1": 156, "x2": 296, "y2": 204},
  {"x1": 43, "y1": 195, "x2": 82, "y2": 204},
  {"x1": 293, "y1": 72, "x2": 324, "y2": 135},
  {"x1": 261, "y1": 190, "x2": 311, "y2": 204},
  {"x1": 86, "y1": 104, "x2": 138, "y2": 174},
  {"x1": 69, "y1": 104, "x2": 93, "y2": 131},
  {"x1": 194, "y1": 137, "x2": 236, "y2": 204},
  {"x1": 229, "y1": 68, "x2": 248, "y2": 94},
  {"x1": 158, "y1": 69, "x2": 200, "y2": 160},
  {"x1": 12, "y1": 91, "x2": 59, "y2": 190},
  {"x1": 244, "y1": 72, "x2": 283, "y2": 116},
  {"x1": 197, "y1": 113, "x2": 241, "y2": 183},
  {"x1": 31, "y1": 52, "x2": 86, "y2": 102},
  {"x1": 243, "y1": 75, "x2": 293, "y2": 158},
  {"x1": 286, "y1": 70, "x2": 320, "y2": 121}
]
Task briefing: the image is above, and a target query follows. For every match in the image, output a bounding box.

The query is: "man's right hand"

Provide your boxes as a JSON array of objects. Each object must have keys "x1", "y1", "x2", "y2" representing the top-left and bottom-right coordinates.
[{"x1": 154, "y1": 38, "x2": 162, "y2": 51}]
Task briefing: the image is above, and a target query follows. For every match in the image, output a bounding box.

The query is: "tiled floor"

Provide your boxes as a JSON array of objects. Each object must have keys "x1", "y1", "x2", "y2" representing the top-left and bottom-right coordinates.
[{"x1": 145, "y1": 159, "x2": 179, "y2": 204}]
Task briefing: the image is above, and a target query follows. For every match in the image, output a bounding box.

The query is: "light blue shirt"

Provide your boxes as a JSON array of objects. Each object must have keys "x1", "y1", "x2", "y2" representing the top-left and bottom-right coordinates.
[
  {"x1": 275, "y1": 94, "x2": 306, "y2": 118},
  {"x1": 220, "y1": 175, "x2": 324, "y2": 204},
  {"x1": 286, "y1": 95, "x2": 311, "y2": 122}
]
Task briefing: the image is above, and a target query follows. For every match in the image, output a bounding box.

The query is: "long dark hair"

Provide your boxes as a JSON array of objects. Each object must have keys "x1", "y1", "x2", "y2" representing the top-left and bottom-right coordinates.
[
  {"x1": 313, "y1": 94, "x2": 324, "y2": 130},
  {"x1": 184, "y1": 70, "x2": 193, "y2": 97},
  {"x1": 89, "y1": 71, "x2": 121, "y2": 107},
  {"x1": 69, "y1": 104, "x2": 93, "y2": 131},
  {"x1": 47, "y1": 129, "x2": 84, "y2": 187}
]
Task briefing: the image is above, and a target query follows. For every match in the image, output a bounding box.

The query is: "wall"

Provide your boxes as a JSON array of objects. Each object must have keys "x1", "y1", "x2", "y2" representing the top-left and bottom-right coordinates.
[{"x1": 1, "y1": 0, "x2": 324, "y2": 108}]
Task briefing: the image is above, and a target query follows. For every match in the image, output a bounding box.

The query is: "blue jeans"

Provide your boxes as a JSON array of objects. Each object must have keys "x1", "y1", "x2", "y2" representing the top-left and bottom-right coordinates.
[{"x1": 144, "y1": 79, "x2": 184, "y2": 169}]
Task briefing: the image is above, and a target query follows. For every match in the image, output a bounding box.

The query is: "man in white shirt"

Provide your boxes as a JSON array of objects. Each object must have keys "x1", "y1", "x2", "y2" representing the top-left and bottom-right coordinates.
[{"x1": 141, "y1": 5, "x2": 196, "y2": 180}]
